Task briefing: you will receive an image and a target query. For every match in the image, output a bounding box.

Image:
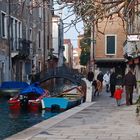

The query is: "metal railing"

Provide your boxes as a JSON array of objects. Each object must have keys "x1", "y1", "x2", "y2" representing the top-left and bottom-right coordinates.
[{"x1": 33, "y1": 66, "x2": 84, "y2": 85}]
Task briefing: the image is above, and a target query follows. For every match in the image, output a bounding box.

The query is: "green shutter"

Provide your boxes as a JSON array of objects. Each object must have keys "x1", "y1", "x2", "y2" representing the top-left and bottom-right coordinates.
[{"x1": 107, "y1": 36, "x2": 115, "y2": 54}]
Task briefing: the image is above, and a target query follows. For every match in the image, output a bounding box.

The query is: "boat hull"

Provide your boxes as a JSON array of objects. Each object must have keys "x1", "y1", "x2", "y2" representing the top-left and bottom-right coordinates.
[
  {"x1": 41, "y1": 97, "x2": 68, "y2": 110},
  {"x1": 28, "y1": 101, "x2": 41, "y2": 112},
  {"x1": 8, "y1": 98, "x2": 41, "y2": 112},
  {"x1": 41, "y1": 86, "x2": 84, "y2": 111},
  {"x1": 8, "y1": 99, "x2": 21, "y2": 110},
  {"x1": 41, "y1": 97, "x2": 81, "y2": 111},
  {"x1": 8, "y1": 91, "x2": 49, "y2": 112}
]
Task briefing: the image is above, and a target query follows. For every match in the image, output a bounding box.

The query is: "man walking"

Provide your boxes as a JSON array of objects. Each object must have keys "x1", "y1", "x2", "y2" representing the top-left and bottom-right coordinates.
[
  {"x1": 123, "y1": 68, "x2": 136, "y2": 105},
  {"x1": 110, "y1": 68, "x2": 116, "y2": 97}
]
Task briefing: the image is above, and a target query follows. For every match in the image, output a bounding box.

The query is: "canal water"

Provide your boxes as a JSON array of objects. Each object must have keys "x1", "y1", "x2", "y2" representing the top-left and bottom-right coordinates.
[
  {"x1": 0, "y1": 97, "x2": 60, "y2": 140},
  {"x1": 0, "y1": 81, "x2": 76, "y2": 139}
]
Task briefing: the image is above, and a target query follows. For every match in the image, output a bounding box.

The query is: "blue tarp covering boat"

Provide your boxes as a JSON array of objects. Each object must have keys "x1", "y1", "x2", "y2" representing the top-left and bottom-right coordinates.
[
  {"x1": 0, "y1": 81, "x2": 29, "y2": 89},
  {"x1": 0, "y1": 81, "x2": 29, "y2": 97},
  {"x1": 8, "y1": 82, "x2": 49, "y2": 111},
  {"x1": 20, "y1": 83, "x2": 45, "y2": 95}
]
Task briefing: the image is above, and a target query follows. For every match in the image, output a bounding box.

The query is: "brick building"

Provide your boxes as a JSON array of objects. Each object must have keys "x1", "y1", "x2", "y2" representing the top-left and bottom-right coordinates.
[{"x1": 94, "y1": 14, "x2": 126, "y2": 75}]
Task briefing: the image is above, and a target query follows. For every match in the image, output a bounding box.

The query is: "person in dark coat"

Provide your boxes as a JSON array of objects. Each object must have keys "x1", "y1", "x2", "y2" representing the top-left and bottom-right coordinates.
[
  {"x1": 97, "y1": 71, "x2": 104, "y2": 91},
  {"x1": 110, "y1": 68, "x2": 117, "y2": 97},
  {"x1": 123, "y1": 68, "x2": 136, "y2": 105},
  {"x1": 87, "y1": 70, "x2": 94, "y2": 82},
  {"x1": 116, "y1": 74, "x2": 123, "y2": 86}
]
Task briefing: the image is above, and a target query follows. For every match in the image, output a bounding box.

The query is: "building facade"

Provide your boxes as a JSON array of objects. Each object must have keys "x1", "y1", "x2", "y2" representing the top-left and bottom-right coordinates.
[
  {"x1": 0, "y1": 0, "x2": 53, "y2": 83},
  {"x1": 49, "y1": 15, "x2": 64, "y2": 69},
  {"x1": 123, "y1": 1, "x2": 140, "y2": 90},
  {"x1": 63, "y1": 39, "x2": 73, "y2": 68},
  {"x1": 94, "y1": 14, "x2": 126, "y2": 75}
]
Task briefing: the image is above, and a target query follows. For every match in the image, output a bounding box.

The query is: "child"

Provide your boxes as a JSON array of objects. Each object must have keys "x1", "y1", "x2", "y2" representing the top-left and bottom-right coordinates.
[
  {"x1": 114, "y1": 85, "x2": 123, "y2": 106},
  {"x1": 92, "y1": 79, "x2": 102, "y2": 96}
]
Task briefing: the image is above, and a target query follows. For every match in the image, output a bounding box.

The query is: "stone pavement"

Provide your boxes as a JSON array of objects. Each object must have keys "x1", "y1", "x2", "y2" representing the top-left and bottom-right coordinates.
[{"x1": 6, "y1": 90, "x2": 140, "y2": 140}]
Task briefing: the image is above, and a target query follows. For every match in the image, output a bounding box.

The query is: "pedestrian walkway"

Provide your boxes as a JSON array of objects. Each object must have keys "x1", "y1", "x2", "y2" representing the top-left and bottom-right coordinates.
[{"x1": 6, "y1": 90, "x2": 140, "y2": 140}]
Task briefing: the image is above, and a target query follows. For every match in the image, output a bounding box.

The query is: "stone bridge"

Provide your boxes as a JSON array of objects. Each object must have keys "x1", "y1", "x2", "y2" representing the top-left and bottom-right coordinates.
[{"x1": 33, "y1": 66, "x2": 85, "y2": 86}]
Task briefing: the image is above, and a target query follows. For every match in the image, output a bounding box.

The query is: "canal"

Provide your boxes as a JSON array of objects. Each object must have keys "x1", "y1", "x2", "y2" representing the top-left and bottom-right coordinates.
[
  {"x1": 0, "y1": 97, "x2": 60, "y2": 139},
  {"x1": 0, "y1": 80, "x2": 77, "y2": 140}
]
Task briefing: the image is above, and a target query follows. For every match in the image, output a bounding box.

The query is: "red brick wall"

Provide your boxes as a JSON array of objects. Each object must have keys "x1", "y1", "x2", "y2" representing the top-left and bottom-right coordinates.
[{"x1": 95, "y1": 15, "x2": 126, "y2": 59}]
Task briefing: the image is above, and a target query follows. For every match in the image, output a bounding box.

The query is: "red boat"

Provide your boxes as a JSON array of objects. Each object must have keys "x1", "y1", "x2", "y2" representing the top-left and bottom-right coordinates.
[{"x1": 8, "y1": 83, "x2": 49, "y2": 112}]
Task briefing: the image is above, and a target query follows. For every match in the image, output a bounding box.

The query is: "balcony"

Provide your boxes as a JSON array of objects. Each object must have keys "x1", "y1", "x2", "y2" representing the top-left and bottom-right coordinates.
[
  {"x1": 11, "y1": 38, "x2": 31, "y2": 58},
  {"x1": 19, "y1": 39, "x2": 31, "y2": 57}
]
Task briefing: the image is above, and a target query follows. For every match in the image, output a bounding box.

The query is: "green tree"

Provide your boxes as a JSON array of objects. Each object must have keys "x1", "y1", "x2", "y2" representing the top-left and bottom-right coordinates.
[{"x1": 80, "y1": 28, "x2": 91, "y2": 66}]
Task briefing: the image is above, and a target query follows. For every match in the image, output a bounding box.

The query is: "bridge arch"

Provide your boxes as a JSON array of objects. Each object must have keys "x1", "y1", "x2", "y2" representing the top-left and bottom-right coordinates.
[
  {"x1": 32, "y1": 66, "x2": 87, "y2": 101},
  {"x1": 33, "y1": 66, "x2": 85, "y2": 86}
]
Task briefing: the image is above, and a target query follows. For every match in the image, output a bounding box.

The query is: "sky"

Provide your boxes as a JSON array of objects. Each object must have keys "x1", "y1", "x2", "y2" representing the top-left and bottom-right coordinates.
[
  {"x1": 54, "y1": 4, "x2": 84, "y2": 48},
  {"x1": 64, "y1": 20, "x2": 84, "y2": 48}
]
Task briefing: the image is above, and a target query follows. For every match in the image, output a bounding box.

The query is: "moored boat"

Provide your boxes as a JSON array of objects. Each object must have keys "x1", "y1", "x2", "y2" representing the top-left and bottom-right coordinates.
[
  {"x1": 8, "y1": 83, "x2": 49, "y2": 112},
  {"x1": 41, "y1": 86, "x2": 84, "y2": 111},
  {"x1": 0, "y1": 81, "x2": 29, "y2": 97}
]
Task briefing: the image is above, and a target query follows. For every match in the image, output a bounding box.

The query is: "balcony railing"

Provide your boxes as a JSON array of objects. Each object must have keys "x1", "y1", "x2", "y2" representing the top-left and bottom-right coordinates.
[
  {"x1": 19, "y1": 39, "x2": 31, "y2": 57},
  {"x1": 10, "y1": 38, "x2": 31, "y2": 58}
]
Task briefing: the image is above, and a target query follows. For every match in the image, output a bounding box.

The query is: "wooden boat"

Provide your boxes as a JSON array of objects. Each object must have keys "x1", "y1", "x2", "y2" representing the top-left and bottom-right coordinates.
[
  {"x1": 41, "y1": 86, "x2": 84, "y2": 111},
  {"x1": 0, "y1": 81, "x2": 29, "y2": 97},
  {"x1": 8, "y1": 83, "x2": 49, "y2": 112}
]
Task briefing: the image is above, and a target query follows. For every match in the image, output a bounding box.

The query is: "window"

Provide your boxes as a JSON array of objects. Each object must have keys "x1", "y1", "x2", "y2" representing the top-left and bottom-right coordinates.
[
  {"x1": 1, "y1": 62, "x2": 5, "y2": 81},
  {"x1": 38, "y1": 30, "x2": 41, "y2": 48},
  {"x1": 38, "y1": 61, "x2": 41, "y2": 72},
  {"x1": 18, "y1": 22, "x2": 22, "y2": 38},
  {"x1": 39, "y1": 7, "x2": 42, "y2": 18},
  {"x1": 17, "y1": 21, "x2": 22, "y2": 49},
  {"x1": 29, "y1": 0, "x2": 33, "y2": 14},
  {"x1": 9, "y1": 17, "x2": 22, "y2": 50},
  {"x1": 2, "y1": 62, "x2": 5, "y2": 73},
  {"x1": 15, "y1": 20, "x2": 18, "y2": 49},
  {"x1": 10, "y1": 18, "x2": 14, "y2": 37},
  {"x1": 105, "y1": 35, "x2": 116, "y2": 55},
  {"x1": 1, "y1": 12, "x2": 7, "y2": 38},
  {"x1": 10, "y1": 17, "x2": 14, "y2": 50},
  {"x1": 29, "y1": 28, "x2": 32, "y2": 41},
  {"x1": 29, "y1": 28, "x2": 33, "y2": 54}
]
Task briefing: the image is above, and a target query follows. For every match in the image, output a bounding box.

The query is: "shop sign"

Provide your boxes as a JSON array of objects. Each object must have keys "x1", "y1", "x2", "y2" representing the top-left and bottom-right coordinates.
[{"x1": 127, "y1": 35, "x2": 140, "y2": 41}]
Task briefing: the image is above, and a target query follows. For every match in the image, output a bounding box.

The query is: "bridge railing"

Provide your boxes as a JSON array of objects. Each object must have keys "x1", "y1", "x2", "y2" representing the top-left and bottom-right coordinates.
[{"x1": 32, "y1": 66, "x2": 84, "y2": 84}]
